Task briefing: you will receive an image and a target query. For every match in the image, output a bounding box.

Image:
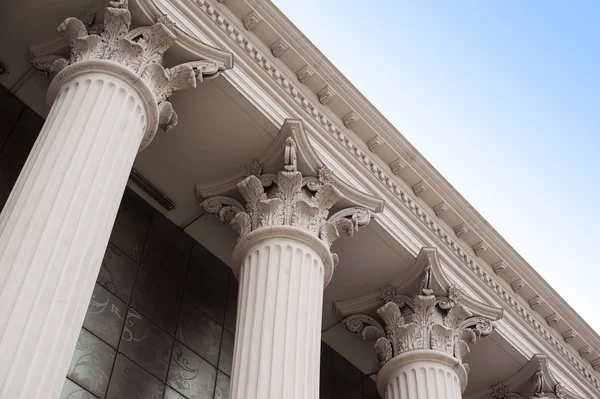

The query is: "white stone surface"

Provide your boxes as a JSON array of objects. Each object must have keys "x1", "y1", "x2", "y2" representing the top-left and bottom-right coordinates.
[
  {"x1": 229, "y1": 227, "x2": 331, "y2": 399},
  {"x1": 0, "y1": 61, "x2": 154, "y2": 399},
  {"x1": 377, "y1": 350, "x2": 465, "y2": 399}
]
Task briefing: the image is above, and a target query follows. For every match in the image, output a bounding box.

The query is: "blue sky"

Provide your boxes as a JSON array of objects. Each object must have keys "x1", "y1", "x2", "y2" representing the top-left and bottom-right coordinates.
[{"x1": 272, "y1": 1, "x2": 600, "y2": 332}]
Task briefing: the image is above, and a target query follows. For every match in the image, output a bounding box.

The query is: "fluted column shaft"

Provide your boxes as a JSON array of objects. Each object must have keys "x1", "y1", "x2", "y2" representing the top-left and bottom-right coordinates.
[
  {"x1": 229, "y1": 226, "x2": 332, "y2": 399},
  {"x1": 377, "y1": 350, "x2": 466, "y2": 399},
  {"x1": 0, "y1": 60, "x2": 157, "y2": 399}
]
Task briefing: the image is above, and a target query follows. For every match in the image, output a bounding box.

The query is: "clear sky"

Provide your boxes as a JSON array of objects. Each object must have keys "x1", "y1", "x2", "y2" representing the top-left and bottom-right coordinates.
[{"x1": 272, "y1": 0, "x2": 600, "y2": 332}]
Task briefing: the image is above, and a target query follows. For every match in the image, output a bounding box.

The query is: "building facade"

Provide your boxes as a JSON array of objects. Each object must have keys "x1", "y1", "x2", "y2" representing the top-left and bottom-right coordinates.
[{"x1": 0, "y1": 0, "x2": 598, "y2": 398}]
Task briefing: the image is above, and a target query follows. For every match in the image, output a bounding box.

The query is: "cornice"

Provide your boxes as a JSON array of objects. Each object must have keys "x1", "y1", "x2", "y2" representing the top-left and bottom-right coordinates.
[{"x1": 137, "y1": 0, "x2": 600, "y2": 391}]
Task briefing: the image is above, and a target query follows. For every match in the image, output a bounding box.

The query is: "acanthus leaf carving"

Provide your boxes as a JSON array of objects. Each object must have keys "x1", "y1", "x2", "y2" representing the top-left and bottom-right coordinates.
[
  {"x1": 200, "y1": 136, "x2": 375, "y2": 252},
  {"x1": 342, "y1": 257, "x2": 497, "y2": 372}
]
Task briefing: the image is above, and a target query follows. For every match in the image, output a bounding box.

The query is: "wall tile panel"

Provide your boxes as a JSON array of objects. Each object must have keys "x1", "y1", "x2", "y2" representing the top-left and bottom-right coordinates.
[
  {"x1": 106, "y1": 354, "x2": 165, "y2": 399},
  {"x1": 119, "y1": 308, "x2": 173, "y2": 382},
  {"x1": 83, "y1": 284, "x2": 127, "y2": 348},
  {"x1": 176, "y1": 300, "x2": 222, "y2": 367},
  {"x1": 168, "y1": 341, "x2": 217, "y2": 399},
  {"x1": 67, "y1": 329, "x2": 115, "y2": 398},
  {"x1": 131, "y1": 267, "x2": 183, "y2": 335},
  {"x1": 97, "y1": 243, "x2": 139, "y2": 303}
]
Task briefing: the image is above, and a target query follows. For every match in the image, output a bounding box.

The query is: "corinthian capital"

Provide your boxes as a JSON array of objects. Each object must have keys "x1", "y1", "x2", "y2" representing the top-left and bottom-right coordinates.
[
  {"x1": 468, "y1": 354, "x2": 584, "y2": 399},
  {"x1": 30, "y1": 1, "x2": 232, "y2": 149},
  {"x1": 339, "y1": 247, "x2": 503, "y2": 374},
  {"x1": 198, "y1": 119, "x2": 384, "y2": 285}
]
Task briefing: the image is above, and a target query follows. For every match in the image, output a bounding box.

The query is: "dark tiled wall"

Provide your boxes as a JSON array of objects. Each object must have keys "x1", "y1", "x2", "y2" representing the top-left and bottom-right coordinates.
[
  {"x1": 0, "y1": 85, "x2": 380, "y2": 399},
  {"x1": 63, "y1": 191, "x2": 237, "y2": 399}
]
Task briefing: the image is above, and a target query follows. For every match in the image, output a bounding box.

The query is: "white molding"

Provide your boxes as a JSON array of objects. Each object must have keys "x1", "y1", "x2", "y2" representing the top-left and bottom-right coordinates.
[
  {"x1": 454, "y1": 222, "x2": 470, "y2": 238},
  {"x1": 433, "y1": 202, "x2": 449, "y2": 218},
  {"x1": 473, "y1": 241, "x2": 488, "y2": 257},
  {"x1": 492, "y1": 260, "x2": 508, "y2": 275},
  {"x1": 564, "y1": 330, "x2": 577, "y2": 343},
  {"x1": 547, "y1": 313, "x2": 561, "y2": 326},
  {"x1": 579, "y1": 346, "x2": 593, "y2": 358},
  {"x1": 529, "y1": 296, "x2": 543, "y2": 310},
  {"x1": 511, "y1": 278, "x2": 526, "y2": 293}
]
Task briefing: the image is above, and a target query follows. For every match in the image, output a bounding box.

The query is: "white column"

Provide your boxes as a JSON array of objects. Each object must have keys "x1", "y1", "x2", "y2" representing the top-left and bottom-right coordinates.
[
  {"x1": 0, "y1": 60, "x2": 156, "y2": 399},
  {"x1": 229, "y1": 226, "x2": 332, "y2": 399},
  {"x1": 200, "y1": 132, "x2": 378, "y2": 399},
  {"x1": 377, "y1": 350, "x2": 466, "y2": 399},
  {"x1": 0, "y1": 3, "x2": 205, "y2": 397}
]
